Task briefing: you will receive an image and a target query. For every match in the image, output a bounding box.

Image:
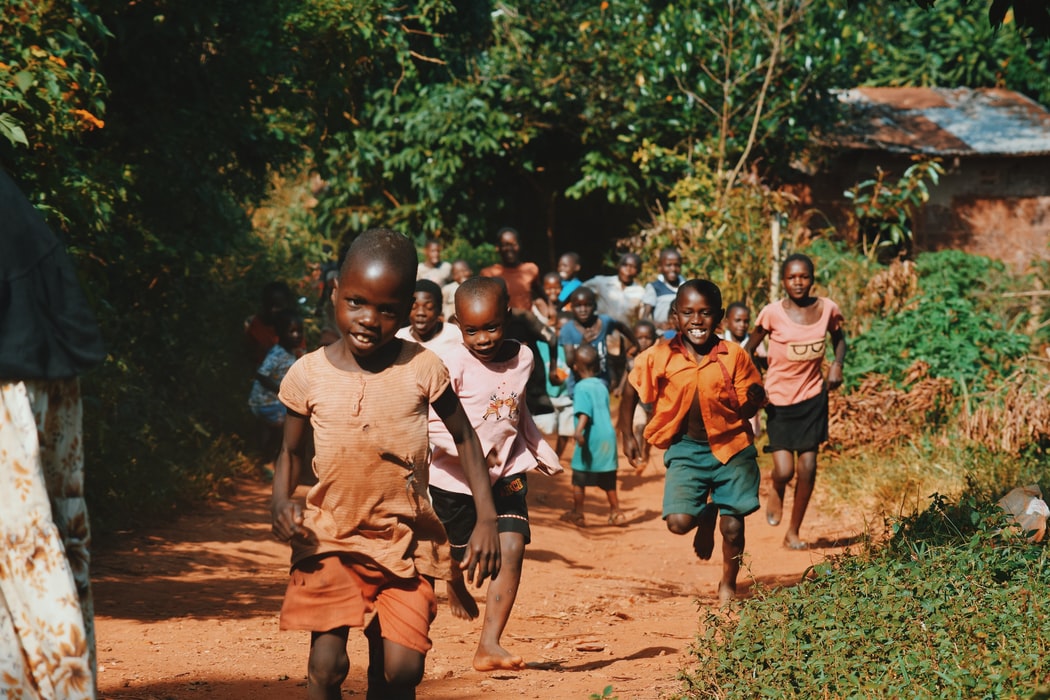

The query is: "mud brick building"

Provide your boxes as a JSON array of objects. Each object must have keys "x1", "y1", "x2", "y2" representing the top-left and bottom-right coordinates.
[{"x1": 812, "y1": 87, "x2": 1050, "y2": 271}]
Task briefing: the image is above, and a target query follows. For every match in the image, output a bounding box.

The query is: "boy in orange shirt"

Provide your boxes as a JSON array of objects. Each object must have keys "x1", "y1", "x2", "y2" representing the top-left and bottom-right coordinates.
[{"x1": 619, "y1": 279, "x2": 765, "y2": 605}]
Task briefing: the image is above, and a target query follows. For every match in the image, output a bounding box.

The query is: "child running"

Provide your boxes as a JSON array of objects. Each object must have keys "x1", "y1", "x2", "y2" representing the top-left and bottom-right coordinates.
[
  {"x1": 558, "y1": 285, "x2": 636, "y2": 391},
  {"x1": 721, "y1": 302, "x2": 765, "y2": 437},
  {"x1": 622, "y1": 319, "x2": 657, "y2": 472},
  {"x1": 565, "y1": 344, "x2": 625, "y2": 527},
  {"x1": 534, "y1": 311, "x2": 574, "y2": 458},
  {"x1": 249, "y1": 308, "x2": 303, "y2": 470},
  {"x1": 745, "y1": 253, "x2": 846, "y2": 551},
  {"x1": 619, "y1": 280, "x2": 766, "y2": 604},
  {"x1": 396, "y1": 279, "x2": 463, "y2": 355},
  {"x1": 640, "y1": 247, "x2": 683, "y2": 337},
  {"x1": 441, "y1": 259, "x2": 472, "y2": 322},
  {"x1": 427, "y1": 277, "x2": 562, "y2": 672},
  {"x1": 271, "y1": 228, "x2": 501, "y2": 700}
]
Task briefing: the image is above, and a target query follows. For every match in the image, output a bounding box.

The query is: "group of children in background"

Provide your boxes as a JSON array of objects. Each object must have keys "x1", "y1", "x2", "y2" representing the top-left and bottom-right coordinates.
[{"x1": 247, "y1": 228, "x2": 846, "y2": 699}]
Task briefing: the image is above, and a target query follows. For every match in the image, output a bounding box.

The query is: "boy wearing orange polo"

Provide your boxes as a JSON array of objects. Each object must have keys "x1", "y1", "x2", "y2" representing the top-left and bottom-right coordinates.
[{"x1": 619, "y1": 279, "x2": 765, "y2": 605}]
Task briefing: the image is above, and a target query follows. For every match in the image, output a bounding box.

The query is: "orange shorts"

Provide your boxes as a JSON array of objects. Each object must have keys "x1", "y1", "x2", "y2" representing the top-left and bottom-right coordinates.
[{"x1": 280, "y1": 554, "x2": 437, "y2": 654}]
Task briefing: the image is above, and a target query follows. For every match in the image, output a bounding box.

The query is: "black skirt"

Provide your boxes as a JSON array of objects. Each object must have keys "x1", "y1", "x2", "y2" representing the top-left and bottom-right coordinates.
[{"x1": 764, "y1": 388, "x2": 828, "y2": 453}]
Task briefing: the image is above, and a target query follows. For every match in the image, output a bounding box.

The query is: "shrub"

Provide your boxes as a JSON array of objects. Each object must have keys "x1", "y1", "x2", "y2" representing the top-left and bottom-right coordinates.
[
  {"x1": 680, "y1": 495, "x2": 1050, "y2": 699},
  {"x1": 845, "y1": 251, "x2": 1031, "y2": 392}
]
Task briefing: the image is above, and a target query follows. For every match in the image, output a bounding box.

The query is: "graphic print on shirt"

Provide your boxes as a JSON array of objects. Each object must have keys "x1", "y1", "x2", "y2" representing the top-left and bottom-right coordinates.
[
  {"x1": 787, "y1": 337, "x2": 826, "y2": 362},
  {"x1": 482, "y1": 391, "x2": 520, "y2": 421}
]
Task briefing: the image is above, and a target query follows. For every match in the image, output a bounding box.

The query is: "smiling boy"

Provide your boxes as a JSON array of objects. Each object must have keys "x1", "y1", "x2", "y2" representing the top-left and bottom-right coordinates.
[{"x1": 619, "y1": 279, "x2": 765, "y2": 605}]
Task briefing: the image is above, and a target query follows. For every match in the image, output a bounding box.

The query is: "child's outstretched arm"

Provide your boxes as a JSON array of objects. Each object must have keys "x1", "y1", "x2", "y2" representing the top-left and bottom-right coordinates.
[
  {"x1": 827, "y1": 328, "x2": 847, "y2": 390},
  {"x1": 433, "y1": 386, "x2": 501, "y2": 587},
  {"x1": 271, "y1": 411, "x2": 308, "y2": 542},
  {"x1": 574, "y1": 413, "x2": 590, "y2": 447},
  {"x1": 743, "y1": 326, "x2": 768, "y2": 358},
  {"x1": 610, "y1": 319, "x2": 638, "y2": 350},
  {"x1": 617, "y1": 379, "x2": 643, "y2": 463}
]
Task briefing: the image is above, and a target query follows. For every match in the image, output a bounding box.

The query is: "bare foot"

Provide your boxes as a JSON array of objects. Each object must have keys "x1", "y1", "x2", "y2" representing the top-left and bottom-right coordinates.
[
  {"x1": 692, "y1": 505, "x2": 718, "y2": 560},
  {"x1": 766, "y1": 489, "x2": 783, "y2": 526},
  {"x1": 783, "y1": 535, "x2": 809, "y2": 551},
  {"x1": 717, "y1": 581, "x2": 736, "y2": 606},
  {"x1": 448, "y1": 577, "x2": 480, "y2": 620},
  {"x1": 473, "y1": 645, "x2": 526, "y2": 672}
]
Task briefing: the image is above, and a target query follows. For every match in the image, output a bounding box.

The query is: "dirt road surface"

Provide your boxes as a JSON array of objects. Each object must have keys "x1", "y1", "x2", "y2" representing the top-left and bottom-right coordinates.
[{"x1": 94, "y1": 450, "x2": 862, "y2": 700}]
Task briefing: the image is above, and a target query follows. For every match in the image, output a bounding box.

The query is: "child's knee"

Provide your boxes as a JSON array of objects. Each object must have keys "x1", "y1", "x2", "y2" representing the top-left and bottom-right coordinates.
[
  {"x1": 719, "y1": 514, "x2": 744, "y2": 544},
  {"x1": 796, "y1": 453, "x2": 818, "y2": 480},
  {"x1": 381, "y1": 645, "x2": 426, "y2": 687},
  {"x1": 499, "y1": 532, "x2": 526, "y2": 569},
  {"x1": 384, "y1": 656, "x2": 425, "y2": 688},
  {"x1": 308, "y1": 645, "x2": 350, "y2": 688},
  {"x1": 665, "y1": 513, "x2": 693, "y2": 534}
]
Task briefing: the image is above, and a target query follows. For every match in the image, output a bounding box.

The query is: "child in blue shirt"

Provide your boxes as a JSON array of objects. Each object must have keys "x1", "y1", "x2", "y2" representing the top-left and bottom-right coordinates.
[
  {"x1": 249, "y1": 308, "x2": 303, "y2": 467},
  {"x1": 557, "y1": 286, "x2": 636, "y2": 393},
  {"x1": 565, "y1": 344, "x2": 625, "y2": 527}
]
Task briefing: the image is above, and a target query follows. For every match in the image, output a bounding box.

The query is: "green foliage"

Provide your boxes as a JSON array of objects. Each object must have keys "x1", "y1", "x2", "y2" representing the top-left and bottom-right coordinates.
[
  {"x1": 5, "y1": 0, "x2": 1048, "y2": 536},
  {"x1": 438, "y1": 237, "x2": 498, "y2": 276},
  {"x1": 589, "y1": 686, "x2": 619, "y2": 700},
  {"x1": 844, "y1": 159, "x2": 944, "y2": 261},
  {"x1": 845, "y1": 250, "x2": 1031, "y2": 391},
  {"x1": 845, "y1": 0, "x2": 1050, "y2": 106},
  {"x1": 682, "y1": 494, "x2": 1050, "y2": 699},
  {"x1": 629, "y1": 159, "x2": 792, "y2": 314}
]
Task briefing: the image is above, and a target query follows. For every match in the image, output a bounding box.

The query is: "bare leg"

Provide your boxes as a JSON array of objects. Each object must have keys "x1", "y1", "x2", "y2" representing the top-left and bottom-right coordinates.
[
  {"x1": 365, "y1": 616, "x2": 425, "y2": 700},
  {"x1": 473, "y1": 531, "x2": 527, "y2": 672},
  {"x1": 665, "y1": 512, "x2": 698, "y2": 536},
  {"x1": 718, "y1": 514, "x2": 744, "y2": 604},
  {"x1": 447, "y1": 571, "x2": 480, "y2": 620},
  {"x1": 572, "y1": 484, "x2": 585, "y2": 514},
  {"x1": 784, "y1": 450, "x2": 817, "y2": 549},
  {"x1": 555, "y1": 435, "x2": 569, "y2": 457},
  {"x1": 632, "y1": 425, "x2": 650, "y2": 472},
  {"x1": 308, "y1": 628, "x2": 350, "y2": 700},
  {"x1": 766, "y1": 450, "x2": 795, "y2": 526},
  {"x1": 691, "y1": 504, "x2": 718, "y2": 560},
  {"x1": 605, "y1": 488, "x2": 626, "y2": 525}
]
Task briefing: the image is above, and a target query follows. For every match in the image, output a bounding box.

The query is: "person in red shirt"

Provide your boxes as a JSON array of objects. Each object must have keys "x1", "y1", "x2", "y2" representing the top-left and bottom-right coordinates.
[{"x1": 480, "y1": 227, "x2": 539, "y2": 313}]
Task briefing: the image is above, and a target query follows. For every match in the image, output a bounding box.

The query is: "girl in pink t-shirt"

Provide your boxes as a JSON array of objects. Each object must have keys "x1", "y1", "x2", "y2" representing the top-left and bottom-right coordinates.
[
  {"x1": 746, "y1": 253, "x2": 846, "y2": 551},
  {"x1": 427, "y1": 277, "x2": 561, "y2": 673}
]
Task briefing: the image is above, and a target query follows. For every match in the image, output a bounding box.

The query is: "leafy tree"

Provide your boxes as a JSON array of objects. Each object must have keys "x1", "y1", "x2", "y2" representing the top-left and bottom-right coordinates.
[
  {"x1": 0, "y1": 0, "x2": 112, "y2": 230},
  {"x1": 848, "y1": 0, "x2": 1050, "y2": 105},
  {"x1": 909, "y1": 0, "x2": 1050, "y2": 40}
]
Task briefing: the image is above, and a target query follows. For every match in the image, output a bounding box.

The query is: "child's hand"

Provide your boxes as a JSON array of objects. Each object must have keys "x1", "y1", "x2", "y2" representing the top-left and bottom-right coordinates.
[
  {"x1": 827, "y1": 361, "x2": 844, "y2": 390},
  {"x1": 271, "y1": 499, "x2": 311, "y2": 543},
  {"x1": 461, "y1": 519, "x2": 501, "y2": 587},
  {"x1": 621, "y1": 432, "x2": 641, "y2": 464},
  {"x1": 574, "y1": 431, "x2": 585, "y2": 447},
  {"x1": 746, "y1": 382, "x2": 766, "y2": 406}
]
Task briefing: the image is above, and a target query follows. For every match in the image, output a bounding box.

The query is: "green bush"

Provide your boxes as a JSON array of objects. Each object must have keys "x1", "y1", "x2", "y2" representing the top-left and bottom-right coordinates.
[
  {"x1": 845, "y1": 251, "x2": 1031, "y2": 392},
  {"x1": 681, "y1": 495, "x2": 1050, "y2": 699}
]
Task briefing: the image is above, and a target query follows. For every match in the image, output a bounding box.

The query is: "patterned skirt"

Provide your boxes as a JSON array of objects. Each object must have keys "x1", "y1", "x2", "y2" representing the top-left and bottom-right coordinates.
[{"x1": 0, "y1": 379, "x2": 95, "y2": 699}]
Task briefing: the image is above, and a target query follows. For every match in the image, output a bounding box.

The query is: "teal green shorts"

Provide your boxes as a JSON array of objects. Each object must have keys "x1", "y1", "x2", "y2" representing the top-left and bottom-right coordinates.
[{"x1": 662, "y1": 438, "x2": 760, "y2": 518}]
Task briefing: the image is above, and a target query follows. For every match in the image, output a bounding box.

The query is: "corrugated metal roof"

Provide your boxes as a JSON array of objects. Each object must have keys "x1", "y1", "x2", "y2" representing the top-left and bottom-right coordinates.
[{"x1": 830, "y1": 87, "x2": 1050, "y2": 157}]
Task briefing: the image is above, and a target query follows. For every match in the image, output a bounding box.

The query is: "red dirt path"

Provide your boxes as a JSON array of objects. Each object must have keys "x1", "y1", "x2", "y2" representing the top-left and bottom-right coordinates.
[{"x1": 93, "y1": 450, "x2": 863, "y2": 700}]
